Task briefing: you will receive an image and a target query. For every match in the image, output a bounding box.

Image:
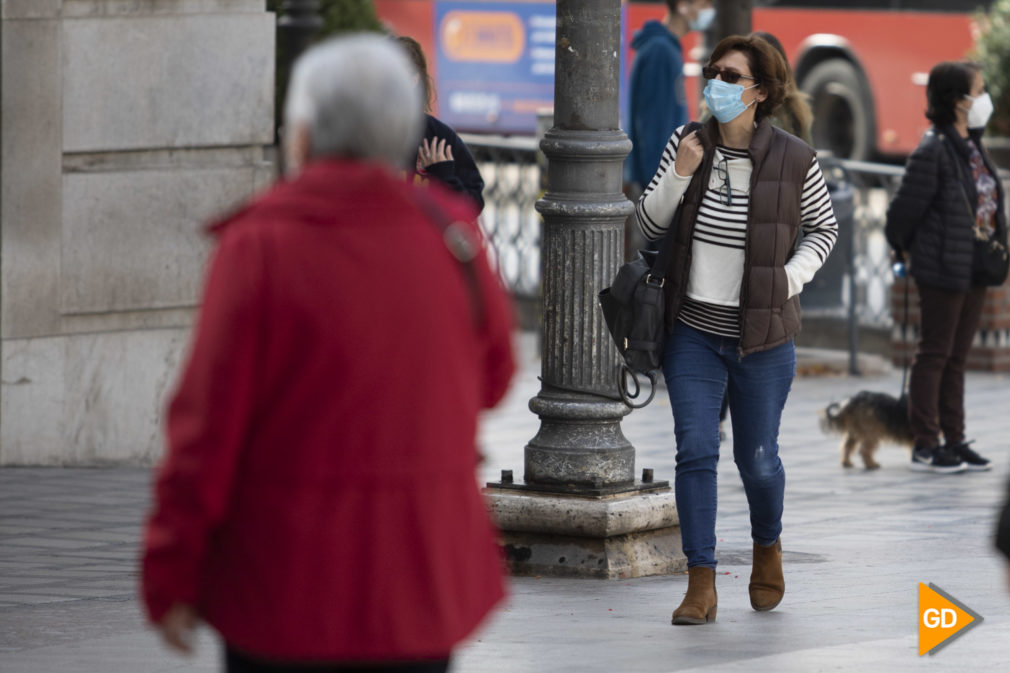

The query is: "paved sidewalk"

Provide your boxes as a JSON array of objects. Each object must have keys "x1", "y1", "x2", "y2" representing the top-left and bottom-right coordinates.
[{"x1": 2, "y1": 334, "x2": 1010, "y2": 672}]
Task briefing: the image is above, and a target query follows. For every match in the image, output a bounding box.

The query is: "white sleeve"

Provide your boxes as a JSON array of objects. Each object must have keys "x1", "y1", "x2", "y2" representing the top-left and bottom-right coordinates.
[
  {"x1": 784, "y1": 157, "x2": 839, "y2": 298},
  {"x1": 635, "y1": 126, "x2": 694, "y2": 241}
]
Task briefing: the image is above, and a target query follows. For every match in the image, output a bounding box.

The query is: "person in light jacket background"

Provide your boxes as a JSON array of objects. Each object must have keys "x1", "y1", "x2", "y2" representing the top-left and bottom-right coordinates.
[
  {"x1": 141, "y1": 34, "x2": 515, "y2": 673},
  {"x1": 885, "y1": 60, "x2": 1006, "y2": 475}
]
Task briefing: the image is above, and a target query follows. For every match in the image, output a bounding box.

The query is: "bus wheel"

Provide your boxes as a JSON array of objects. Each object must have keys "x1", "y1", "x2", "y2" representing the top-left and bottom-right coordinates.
[{"x1": 801, "y1": 59, "x2": 875, "y2": 161}]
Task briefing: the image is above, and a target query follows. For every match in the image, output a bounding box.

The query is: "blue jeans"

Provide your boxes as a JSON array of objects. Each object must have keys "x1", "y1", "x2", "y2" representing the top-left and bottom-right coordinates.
[{"x1": 663, "y1": 322, "x2": 795, "y2": 568}]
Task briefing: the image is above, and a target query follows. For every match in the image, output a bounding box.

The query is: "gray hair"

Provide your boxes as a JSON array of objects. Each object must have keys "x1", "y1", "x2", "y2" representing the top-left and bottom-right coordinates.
[{"x1": 284, "y1": 34, "x2": 423, "y2": 167}]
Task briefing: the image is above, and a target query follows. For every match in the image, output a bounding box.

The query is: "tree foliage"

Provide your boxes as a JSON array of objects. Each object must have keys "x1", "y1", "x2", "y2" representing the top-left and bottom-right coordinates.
[
  {"x1": 974, "y1": 0, "x2": 1010, "y2": 135},
  {"x1": 320, "y1": 0, "x2": 384, "y2": 35}
]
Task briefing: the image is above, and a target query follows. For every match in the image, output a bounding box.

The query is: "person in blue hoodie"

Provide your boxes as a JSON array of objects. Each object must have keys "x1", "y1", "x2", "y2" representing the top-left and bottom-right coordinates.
[{"x1": 626, "y1": 0, "x2": 714, "y2": 192}]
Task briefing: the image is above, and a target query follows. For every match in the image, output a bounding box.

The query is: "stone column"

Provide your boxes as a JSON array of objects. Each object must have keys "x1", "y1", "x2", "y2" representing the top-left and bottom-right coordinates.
[{"x1": 485, "y1": 0, "x2": 685, "y2": 579}]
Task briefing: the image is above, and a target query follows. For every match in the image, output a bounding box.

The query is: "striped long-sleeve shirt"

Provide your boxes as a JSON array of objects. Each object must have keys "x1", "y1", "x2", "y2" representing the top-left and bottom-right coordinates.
[{"x1": 635, "y1": 125, "x2": 838, "y2": 338}]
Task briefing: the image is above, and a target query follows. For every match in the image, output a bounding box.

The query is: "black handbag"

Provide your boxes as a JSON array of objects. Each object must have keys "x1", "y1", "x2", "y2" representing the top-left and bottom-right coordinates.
[
  {"x1": 598, "y1": 246, "x2": 668, "y2": 407},
  {"x1": 972, "y1": 228, "x2": 1009, "y2": 287},
  {"x1": 599, "y1": 247, "x2": 667, "y2": 373},
  {"x1": 599, "y1": 122, "x2": 702, "y2": 407}
]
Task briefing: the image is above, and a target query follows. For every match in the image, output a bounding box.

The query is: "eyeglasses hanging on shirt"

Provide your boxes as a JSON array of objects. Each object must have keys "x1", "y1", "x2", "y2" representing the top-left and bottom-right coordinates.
[{"x1": 714, "y1": 155, "x2": 732, "y2": 206}]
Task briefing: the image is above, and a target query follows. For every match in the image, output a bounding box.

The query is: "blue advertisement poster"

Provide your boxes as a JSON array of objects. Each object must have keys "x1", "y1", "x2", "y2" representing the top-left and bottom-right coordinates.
[{"x1": 434, "y1": 1, "x2": 628, "y2": 135}]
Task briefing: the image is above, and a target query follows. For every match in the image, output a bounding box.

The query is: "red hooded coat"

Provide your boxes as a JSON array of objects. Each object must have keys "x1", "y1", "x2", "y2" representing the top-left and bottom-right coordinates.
[{"x1": 141, "y1": 159, "x2": 515, "y2": 662}]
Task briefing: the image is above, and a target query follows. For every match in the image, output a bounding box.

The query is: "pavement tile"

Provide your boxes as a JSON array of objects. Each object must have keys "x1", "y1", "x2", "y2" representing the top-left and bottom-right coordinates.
[
  {"x1": 2, "y1": 335, "x2": 1009, "y2": 672},
  {"x1": 0, "y1": 594, "x2": 80, "y2": 605},
  {"x1": 0, "y1": 536, "x2": 111, "y2": 550}
]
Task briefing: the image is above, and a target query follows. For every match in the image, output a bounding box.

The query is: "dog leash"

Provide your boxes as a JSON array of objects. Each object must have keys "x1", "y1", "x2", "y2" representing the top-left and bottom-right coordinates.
[{"x1": 899, "y1": 269, "x2": 910, "y2": 397}]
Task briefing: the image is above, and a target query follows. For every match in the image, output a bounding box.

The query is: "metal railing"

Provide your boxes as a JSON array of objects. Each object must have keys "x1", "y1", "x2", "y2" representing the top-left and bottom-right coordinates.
[
  {"x1": 825, "y1": 157, "x2": 905, "y2": 329},
  {"x1": 465, "y1": 133, "x2": 1009, "y2": 364},
  {"x1": 464, "y1": 135, "x2": 542, "y2": 301}
]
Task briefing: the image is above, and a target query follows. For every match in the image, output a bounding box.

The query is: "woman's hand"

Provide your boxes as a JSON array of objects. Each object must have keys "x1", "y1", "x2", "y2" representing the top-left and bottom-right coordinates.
[
  {"x1": 674, "y1": 130, "x2": 704, "y2": 177},
  {"x1": 156, "y1": 602, "x2": 198, "y2": 655},
  {"x1": 418, "y1": 137, "x2": 454, "y2": 168}
]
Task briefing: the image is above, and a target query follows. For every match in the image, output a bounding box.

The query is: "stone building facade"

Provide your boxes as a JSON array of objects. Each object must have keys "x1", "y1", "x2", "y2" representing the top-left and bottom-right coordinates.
[{"x1": 1, "y1": 0, "x2": 275, "y2": 464}]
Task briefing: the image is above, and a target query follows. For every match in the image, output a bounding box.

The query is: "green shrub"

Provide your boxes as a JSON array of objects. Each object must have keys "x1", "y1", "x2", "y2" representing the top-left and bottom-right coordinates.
[
  {"x1": 319, "y1": 0, "x2": 383, "y2": 35},
  {"x1": 974, "y1": 0, "x2": 1010, "y2": 135}
]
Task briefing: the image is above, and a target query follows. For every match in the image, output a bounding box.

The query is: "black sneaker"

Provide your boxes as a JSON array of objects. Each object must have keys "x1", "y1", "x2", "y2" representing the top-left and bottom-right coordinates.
[
  {"x1": 909, "y1": 445, "x2": 966, "y2": 474},
  {"x1": 909, "y1": 446, "x2": 934, "y2": 472},
  {"x1": 947, "y1": 441, "x2": 991, "y2": 472}
]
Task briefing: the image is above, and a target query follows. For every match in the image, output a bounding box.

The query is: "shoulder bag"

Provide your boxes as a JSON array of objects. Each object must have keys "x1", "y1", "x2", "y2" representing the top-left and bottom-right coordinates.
[{"x1": 598, "y1": 122, "x2": 702, "y2": 408}]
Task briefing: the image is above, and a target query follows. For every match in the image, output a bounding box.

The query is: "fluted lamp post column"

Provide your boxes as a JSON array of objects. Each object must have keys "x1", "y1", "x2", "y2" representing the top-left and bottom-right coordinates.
[{"x1": 485, "y1": 0, "x2": 685, "y2": 578}]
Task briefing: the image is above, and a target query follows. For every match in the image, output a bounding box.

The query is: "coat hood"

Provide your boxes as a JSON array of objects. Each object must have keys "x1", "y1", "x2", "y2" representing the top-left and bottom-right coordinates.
[{"x1": 632, "y1": 20, "x2": 678, "y2": 51}]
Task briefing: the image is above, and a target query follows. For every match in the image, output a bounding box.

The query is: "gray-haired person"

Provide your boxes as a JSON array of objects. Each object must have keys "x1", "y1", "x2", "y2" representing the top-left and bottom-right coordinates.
[{"x1": 141, "y1": 33, "x2": 515, "y2": 673}]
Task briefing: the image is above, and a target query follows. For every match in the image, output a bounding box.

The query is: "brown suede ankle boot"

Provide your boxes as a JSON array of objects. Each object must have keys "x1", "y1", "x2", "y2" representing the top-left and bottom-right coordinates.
[
  {"x1": 671, "y1": 566, "x2": 717, "y2": 625},
  {"x1": 749, "y1": 538, "x2": 784, "y2": 611}
]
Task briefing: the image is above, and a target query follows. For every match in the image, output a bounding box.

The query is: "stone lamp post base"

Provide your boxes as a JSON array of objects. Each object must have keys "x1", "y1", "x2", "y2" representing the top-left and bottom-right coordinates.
[{"x1": 484, "y1": 485, "x2": 686, "y2": 578}]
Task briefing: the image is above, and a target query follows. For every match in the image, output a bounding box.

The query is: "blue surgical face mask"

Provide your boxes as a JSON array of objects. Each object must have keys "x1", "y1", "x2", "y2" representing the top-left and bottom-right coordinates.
[
  {"x1": 691, "y1": 7, "x2": 716, "y2": 32},
  {"x1": 703, "y1": 78, "x2": 758, "y2": 123}
]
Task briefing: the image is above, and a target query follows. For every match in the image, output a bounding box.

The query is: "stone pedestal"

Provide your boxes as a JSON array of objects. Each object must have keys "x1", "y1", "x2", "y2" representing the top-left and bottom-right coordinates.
[
  {"x1": 486, "y1": 487, "x2": 684, "y2": 578},
  {"x1": 1, "y1": 1, "x2": 276, "y2": 464}
]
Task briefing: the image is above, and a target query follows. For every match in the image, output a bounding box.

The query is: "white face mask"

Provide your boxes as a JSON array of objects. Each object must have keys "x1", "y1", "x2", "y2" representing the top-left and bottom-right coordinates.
[
  {"x1": 965, "y1": 92, "x2": 994, "y2": 130},
  {"x1": 691, "y1": 7, "x2": 716, "y2": 32}
]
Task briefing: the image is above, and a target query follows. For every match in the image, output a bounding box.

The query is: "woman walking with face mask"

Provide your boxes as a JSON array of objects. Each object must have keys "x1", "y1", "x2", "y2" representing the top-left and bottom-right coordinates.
[
  {"x1": 634, "y1": 35, "x2": 838, "y2": 625},
  {"x1": 886, "y1": 61, "x2": 1007, "y2": 475}
]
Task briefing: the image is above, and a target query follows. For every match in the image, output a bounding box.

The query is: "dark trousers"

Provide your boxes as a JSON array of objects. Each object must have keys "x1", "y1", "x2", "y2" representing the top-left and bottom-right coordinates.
[
  {"x1": 225, "y1": 647, "x2": 450, "y2": 673},
  {"x1": 908, "y1": 282, "x2": 987, "y2": 449}
]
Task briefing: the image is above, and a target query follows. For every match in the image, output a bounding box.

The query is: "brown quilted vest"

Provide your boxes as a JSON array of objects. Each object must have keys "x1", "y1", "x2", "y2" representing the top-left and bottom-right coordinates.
[{"x1": 663, "y1": 117, "x2": 816, "y2": 356}]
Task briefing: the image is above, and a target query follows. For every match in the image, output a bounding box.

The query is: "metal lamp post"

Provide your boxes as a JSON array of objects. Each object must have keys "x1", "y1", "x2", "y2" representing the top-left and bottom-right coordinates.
[
  {"x1": 274, "y1": 0, "x2": 322, "y2": 159},
  {"x1": 713, "y1": 0, "x2": 752, "y2": 40},
  {"x1": 485, "y1": 0, "x2": 684, "y2": 578},
  {"x1": 277, "y1": 0, "x2": 323, "y2": 60}
]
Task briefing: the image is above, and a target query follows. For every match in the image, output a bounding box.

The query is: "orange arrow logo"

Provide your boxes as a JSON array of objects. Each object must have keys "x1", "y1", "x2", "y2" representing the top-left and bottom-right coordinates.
[{"x1": 918, "y1": 583, "x2": 983, "y2": 655}]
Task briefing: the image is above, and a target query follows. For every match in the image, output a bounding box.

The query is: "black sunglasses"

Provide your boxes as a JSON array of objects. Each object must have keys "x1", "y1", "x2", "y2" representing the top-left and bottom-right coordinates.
[{"x1": 702, "y1": 66, "x2": 756, "y2": 85}]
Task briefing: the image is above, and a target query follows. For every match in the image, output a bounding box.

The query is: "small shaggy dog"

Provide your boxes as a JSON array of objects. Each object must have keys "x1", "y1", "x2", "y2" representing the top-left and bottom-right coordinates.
[{"x1": 819, "y1": 391, "x2": 914, "y2": 469}]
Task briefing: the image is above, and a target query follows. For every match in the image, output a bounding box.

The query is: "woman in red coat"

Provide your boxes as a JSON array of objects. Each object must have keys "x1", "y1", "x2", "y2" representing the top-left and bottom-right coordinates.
[{"x1": 141, "y1": 35, "x2": 515, "y2": 673}]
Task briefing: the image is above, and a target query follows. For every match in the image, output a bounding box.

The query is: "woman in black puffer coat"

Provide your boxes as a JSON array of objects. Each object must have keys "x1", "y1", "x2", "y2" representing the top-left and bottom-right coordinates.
[
  {"x1": 396, "y1": 35, "x2": 485, "y2": 213},
  {"x1": 886, "y1": 60, "x2": 1007, "y2": 475}
]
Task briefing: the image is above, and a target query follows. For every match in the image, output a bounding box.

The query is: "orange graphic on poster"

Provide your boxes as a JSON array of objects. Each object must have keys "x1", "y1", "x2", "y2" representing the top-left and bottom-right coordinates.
[
  {"x1": 918, "y1": 583, "x2": 983, "y2": 656},
  {"x1": 441, "y1": 11, "x2": 525, "y2": 63}
]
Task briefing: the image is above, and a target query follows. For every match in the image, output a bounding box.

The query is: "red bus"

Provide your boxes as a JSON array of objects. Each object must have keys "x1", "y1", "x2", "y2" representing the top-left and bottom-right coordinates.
[{"x1": 375, "y1": 0, "x2": 993, "y2": 159}]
